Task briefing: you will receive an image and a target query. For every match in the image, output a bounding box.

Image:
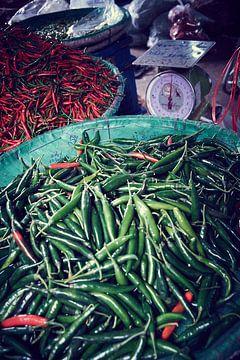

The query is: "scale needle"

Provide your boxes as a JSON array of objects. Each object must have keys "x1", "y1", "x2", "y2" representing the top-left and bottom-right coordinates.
[{"x1": 168, "y1": 76, "x2": 173, "y2": 110}]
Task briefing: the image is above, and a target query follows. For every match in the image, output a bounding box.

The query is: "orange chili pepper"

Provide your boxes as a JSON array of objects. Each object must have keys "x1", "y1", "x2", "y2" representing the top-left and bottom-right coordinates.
[
  {"x1": 161, "y1": 291, "x2": 193, "y2": 340},
  {"x1": 129, "y1": 152, "x2": 158, "y2": 163}
]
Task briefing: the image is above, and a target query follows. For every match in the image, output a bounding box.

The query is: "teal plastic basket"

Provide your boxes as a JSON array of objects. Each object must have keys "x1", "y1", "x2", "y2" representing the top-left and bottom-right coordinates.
[{"x1": 1, "y1": 116, "x2": 239, "y2": 188}]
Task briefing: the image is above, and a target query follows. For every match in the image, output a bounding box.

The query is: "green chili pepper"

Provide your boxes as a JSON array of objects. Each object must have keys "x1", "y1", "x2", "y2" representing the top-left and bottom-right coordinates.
[
  {"x1": 205, "y1": 314, "x2": 239, "y2": 348},
  {"x1": 118, "y1": 196, "x2": 134, "y2": 237},
  {"x1": 126, "y1": 222, "x2": 137, "y2": 272},
  {"x1": 39, "y1": 192, "x2": 82, "y2": 234},
  {"x1": 161, "y1": 261, "x2": 197, "y2": 298},
  {"x1": 117, "y1": 293, "x2": 147, "y2": 321},
  {"x1": 145, "y1": 236, "x2": 156, "y2": 285},
  {"x1": 91, "y1": 206, "x2": 104, "y2": 250},
  {"x1": 151, "y1": 146, "x2": 185, "y2": 169},
  {"x1": 196, "y1": 275, "x2": 212, "y2": 322},
  {"x1": 166, "y1": 277, "x2": 195, "y2": 321},
  {"x1": 147, "y1": 338, "x2": 191, "y2": 359},
  {"x1": 176, "y1": 314, "x2": 220, "y2": 343},
  {"x1": 130, "y1": 333, "x2": 146, "y2": 360},
  {"x1": 192, "y1": 254, "x2": 232, "y2": 298},
  {"x1": 144, "y1": 198, "x2": 191, "y2": 214},
  {"x1": 0, "y1": 288, "x2": 27, "y2": 321},
  {"x1": 145, "y1": 283, "x2": 167, "y2": 314},
  {"x1": 140, "y1": 253, "x2": 148, "y2": 282},
  {"x1": 122, "y1": 266, "x2": 152, "y2": 302},
  {"x1": 72, "y1": 282, "x2": 135, "y2": 293},
  {"x1": 49, "y1": 304, "x2": 97, "y2": 360},
  {"x1": 173, "y1": 207, "x2": 204, "y2": 255},
  {"x1": 133, "y1": 193, "x2": 160, "y2": 243},
  {"x1": 15, "y1": 160, "x2": 37, "y2": 196},
  {"x1": 1, "y1": 335, "x2": 33, "y2": 357},
  {"x1": 154, "y1": 262, "x2": 169, "y2": 301},
  {"x1": 81, "y1": 187, "x2": 92, "y2": 240},
  {"x1": 190, "y1": 177, "x2": 200, "y2": 222},
  {"x1": 27, "y1": 293, "x2": 44, "y2": 314},
  {"x1": 102, "y1": 173, "x2": 130, "y2": 193},
  {"x1": 0, "y1": 264, "x2": 17, "y2": 287},
  {"x1": 47, "y1": 234, "x2": 94, "y2": 260},
  {"x1": 91, "y1": 292, "x2": 131, "y2": 328},
  {"x1": 156, "y1": 312, "x2": 187, "y2": 326},
  {"x1": 74, "y1": 328, "x2": 142, "y2": 343}
]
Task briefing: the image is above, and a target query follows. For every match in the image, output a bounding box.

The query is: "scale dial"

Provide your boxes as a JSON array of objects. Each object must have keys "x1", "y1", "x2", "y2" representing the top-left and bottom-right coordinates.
[{"x1": 146, "y1": 71, "x2": 195, "y2": 119}]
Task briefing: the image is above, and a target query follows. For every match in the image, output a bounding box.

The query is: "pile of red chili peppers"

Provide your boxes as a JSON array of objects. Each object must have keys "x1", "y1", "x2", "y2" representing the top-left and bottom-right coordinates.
[{"x1": 0, "y1": 27, "x2": 121, "y2": 152}]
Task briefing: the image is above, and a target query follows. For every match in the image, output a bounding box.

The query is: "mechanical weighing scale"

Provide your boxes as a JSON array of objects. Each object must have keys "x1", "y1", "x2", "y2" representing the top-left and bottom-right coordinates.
[{"x1": 133, "y1": 40, "x2": 215, "y2": 120}]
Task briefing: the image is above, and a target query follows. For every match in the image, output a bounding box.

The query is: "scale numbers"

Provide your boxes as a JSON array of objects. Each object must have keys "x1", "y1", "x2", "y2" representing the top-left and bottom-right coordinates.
[{"x1": 146, "y1": 71, "x2": 195, "y2": 119}]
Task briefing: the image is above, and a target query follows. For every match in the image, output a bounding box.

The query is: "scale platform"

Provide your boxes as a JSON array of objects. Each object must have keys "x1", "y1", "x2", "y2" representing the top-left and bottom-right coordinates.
[{"x1": 133, "y1": 40, "x2": 215, "y2": 69}]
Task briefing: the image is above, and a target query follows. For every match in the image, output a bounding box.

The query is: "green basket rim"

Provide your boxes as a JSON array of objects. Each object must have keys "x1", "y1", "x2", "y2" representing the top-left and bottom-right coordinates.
[
  {"x1": 1, "y1": 116, "x2": 239, "y2": 163},
  {"x1": 100, "y1": 59, "x2": 125, "y2": 117}
]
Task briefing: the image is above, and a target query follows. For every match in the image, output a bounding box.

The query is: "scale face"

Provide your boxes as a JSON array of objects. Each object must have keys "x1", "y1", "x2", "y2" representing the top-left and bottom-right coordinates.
[{"x1": 146, "y1": 71, "x2": 195, "y2": 119}]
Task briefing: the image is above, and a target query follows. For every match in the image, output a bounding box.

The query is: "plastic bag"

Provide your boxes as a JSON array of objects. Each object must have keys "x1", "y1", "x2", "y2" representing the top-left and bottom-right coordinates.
[
  {"x1": 147, "y1": 12, "x2": 171, "y2": 48},
  {"x1": 70, "y1": 0, "x2": 113, "y2": 8},
  {"x1": 67, "y1": 1, "x2": 123, "y2": 37},
  {"x1": 168, "y1": 4, "x2": 208, "y2": 40},
  {"x1": 9, "y1": 0, "x2": 69, "y2": 24},
  {"x1": 127, "y1": 0, "x2": 179, "y2": 31},
  {"x1": 126, "y1": 0, "x2": 186, "y2": 47}
]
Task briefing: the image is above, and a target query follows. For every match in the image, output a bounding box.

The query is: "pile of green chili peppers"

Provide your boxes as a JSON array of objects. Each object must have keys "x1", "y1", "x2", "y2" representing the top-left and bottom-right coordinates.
[{"x1": 0, "y1": 129, "x2": 240, "y2": 359}]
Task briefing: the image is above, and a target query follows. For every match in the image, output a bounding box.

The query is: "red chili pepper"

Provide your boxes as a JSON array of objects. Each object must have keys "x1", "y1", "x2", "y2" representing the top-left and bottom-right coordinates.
[
  {"x1": 19, "y1": 112, "x2": 32, "y2": 141},
  {"x1": 49, "y1": 162, "x2": 80, "y2": 169},
  {"x1": 12, "y1": 230, "x2": 37, "y2": 264},
  {"x1": 161, "y1": 291, "x2": 193, "y2": 340},
  {"x1": 0, "y1": 315, "x2": 48, "y2": 328},
  {"x1": 129, "y1": 152, "x2": 158, "y2": 163},
  {"x1": 77, "y1": 139, "x2": 84, "y2": 156},
  {"x1": 51, "y1": 90, "x2": 58, "y2": 113},
  {"x1": 36, "y1": 71, "x2": 55, "y2": 76},
  {"x1": 0, "y1": 142, "x2": 21, "y2": 152},
  {"x1": 167, "y1": 136, "x2": 173, "y2": 145}
]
